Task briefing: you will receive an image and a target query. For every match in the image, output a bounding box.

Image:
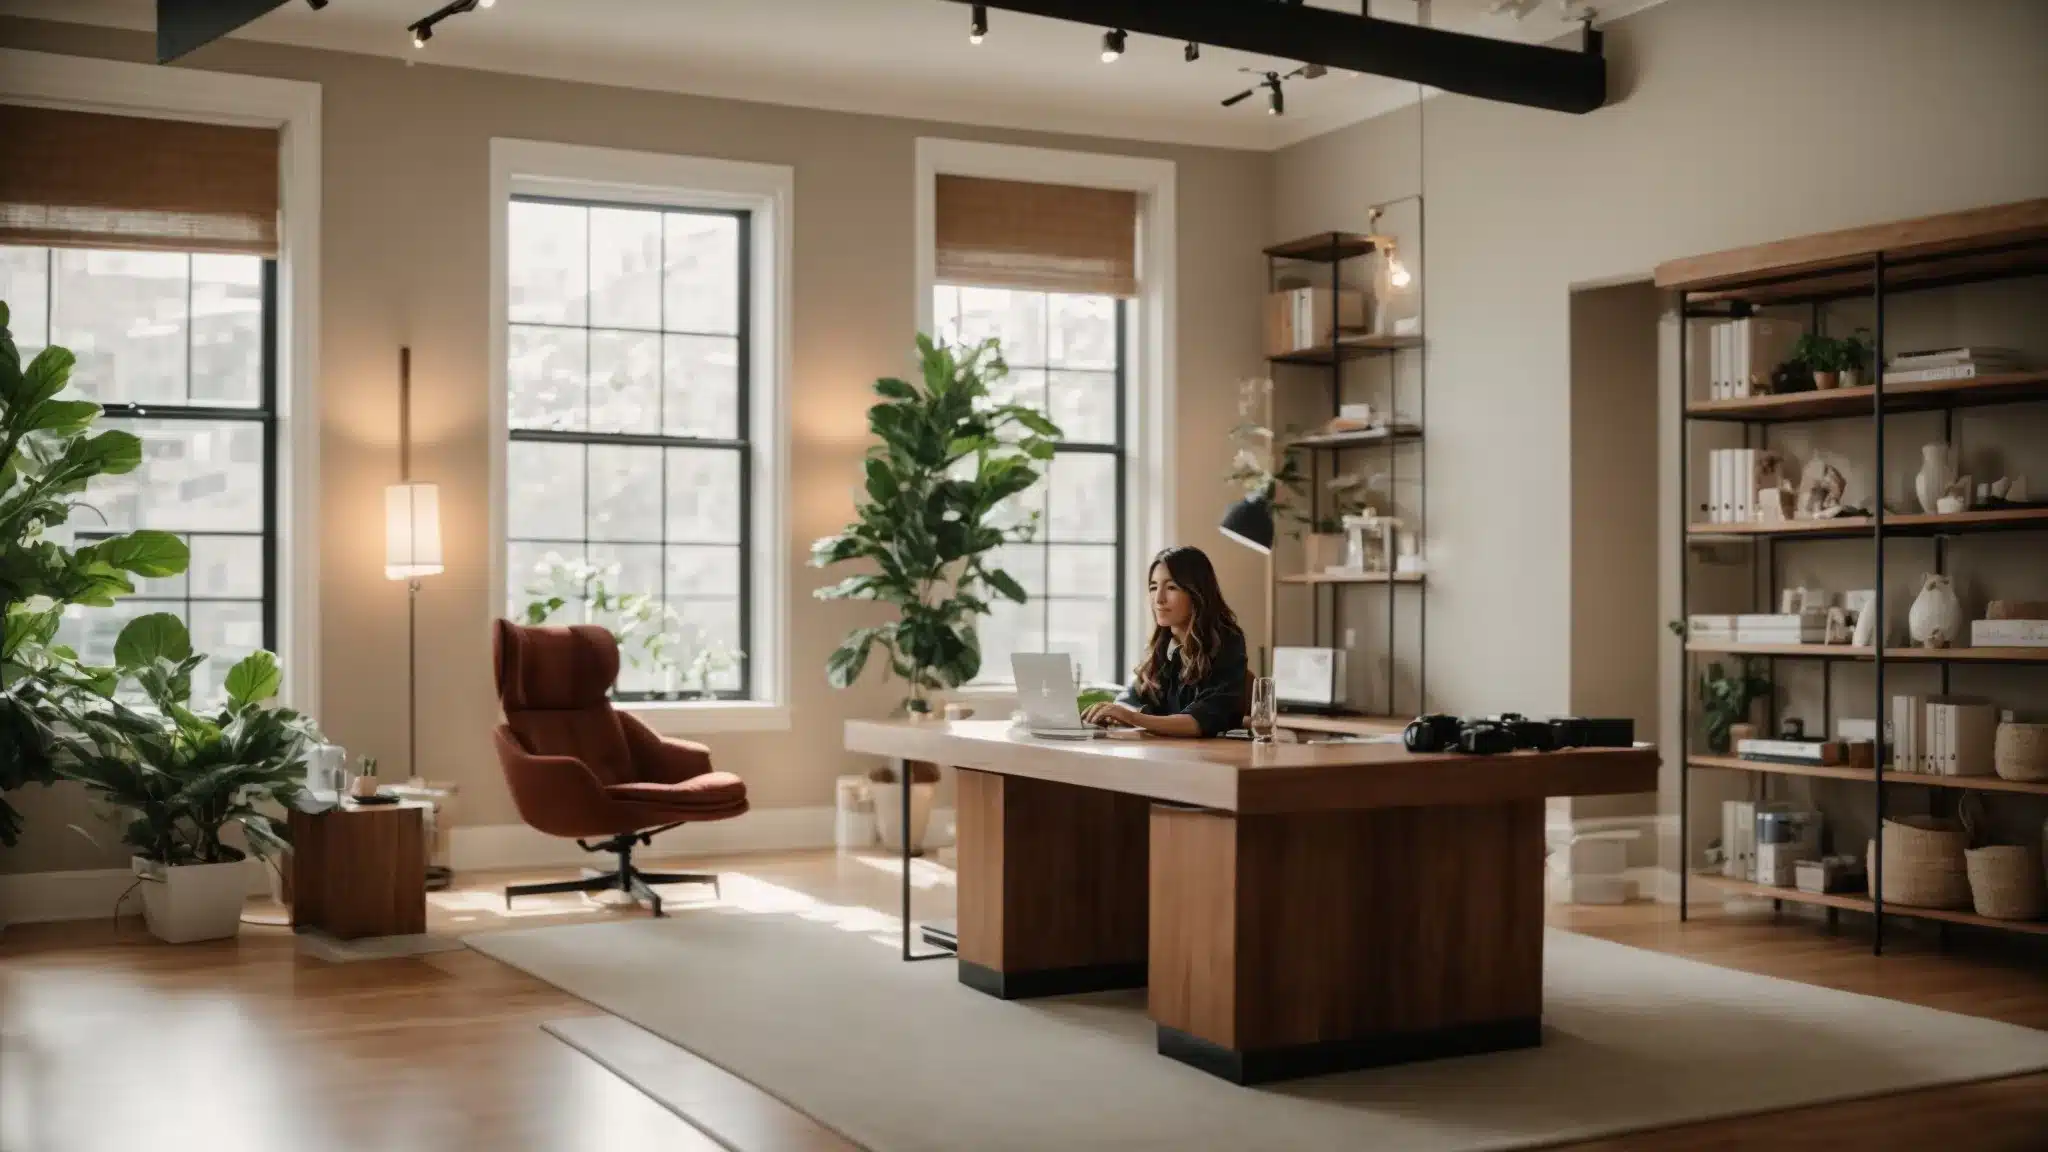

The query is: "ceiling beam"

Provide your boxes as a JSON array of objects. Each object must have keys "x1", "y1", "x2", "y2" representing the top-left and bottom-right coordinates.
[
  {"x1": 946, "y1": 0, "x2": 1608, "y2": 115},
  {"x1": 158, "y1": 0, "x2": 293, "y2": 62}
]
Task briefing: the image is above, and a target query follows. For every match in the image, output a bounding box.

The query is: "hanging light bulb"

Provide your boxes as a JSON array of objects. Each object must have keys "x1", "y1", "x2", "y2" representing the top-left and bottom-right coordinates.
[
  {"x1": 1267, "y1": 79, "x2": 1285, "y2": 116},
  {"x1": 1183, "y1": 41, "x2": 1200, "y2": 62},
  {"x1": 1101, "y1": 28, "x2": 1126, "y2": 63},
  {"x1": 969, "y1": 4, "x2": 987, "y2": 44},
  {"x1": 1387, "y1": 249, "x2": 1413, "y2": 289},
  {"x1": 412, "y1": 24, "x2": 431, "y2": 47}
]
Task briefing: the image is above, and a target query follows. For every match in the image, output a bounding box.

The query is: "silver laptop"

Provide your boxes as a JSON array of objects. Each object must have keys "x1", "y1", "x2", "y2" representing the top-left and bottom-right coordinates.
[{"x1": 1011, "y1": 653, "x2": 1101, "y2": 739}]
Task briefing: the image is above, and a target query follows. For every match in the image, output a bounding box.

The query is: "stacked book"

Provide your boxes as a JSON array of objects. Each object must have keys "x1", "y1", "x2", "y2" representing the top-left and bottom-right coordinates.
[
  {"x1": 1882, "y1": 346, "x2": 2025, "y2": 385},
  {"x1": 1690, "y1": 611, "x2": 1829, "y2": 645},
  {"x1": 1736, "y1": 738, "x2": 1846, "y2": 766},
  {"x1": 1705, "y1": 317, "x2": 1804, "y2": 400},
  {"x1": 1887, "y1": 695, "x2": 1999, "y2": 775},
  {"x1": 1704, "y1": 447, "x2": 1779, "y2": 523},
  {"x1": 1971, "y1": 600, "x2": 2048, "y2": 648}
]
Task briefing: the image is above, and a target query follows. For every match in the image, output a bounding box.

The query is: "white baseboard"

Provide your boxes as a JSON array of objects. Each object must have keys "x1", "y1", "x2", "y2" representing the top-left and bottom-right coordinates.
[
  {"x1": 447, "y1": 806, "x2": 958, "y2": 873},
  {"x1": 0, "y1": 859, "x2": 275, "y2": 927}
]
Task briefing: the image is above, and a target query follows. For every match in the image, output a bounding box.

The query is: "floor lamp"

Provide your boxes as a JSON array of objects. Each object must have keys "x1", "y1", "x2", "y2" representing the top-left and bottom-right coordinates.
[{"x1": 385, "y1": 347, "x2": 444, "y2": 880}]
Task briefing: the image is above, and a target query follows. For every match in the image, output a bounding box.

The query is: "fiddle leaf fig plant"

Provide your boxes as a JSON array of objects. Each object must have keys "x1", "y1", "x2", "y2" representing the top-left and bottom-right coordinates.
[
  {"x1": 54, "y1": 614, "x2": 318, "y2": 868},
  {"x1": 0, "y1": 299, "x2": 192, "y2": 847},
  {"x1": 812, "y1": 334, "x2": 1060, "y2": 713},
  {"x1": 1698, "y1": 659, "x2": 1772, "y2": 755}
]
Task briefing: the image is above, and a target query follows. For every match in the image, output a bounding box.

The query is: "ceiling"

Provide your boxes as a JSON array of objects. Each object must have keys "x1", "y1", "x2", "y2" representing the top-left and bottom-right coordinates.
[{"x1": 1, "y1": 0, "x2": 1662, "y2": 150}]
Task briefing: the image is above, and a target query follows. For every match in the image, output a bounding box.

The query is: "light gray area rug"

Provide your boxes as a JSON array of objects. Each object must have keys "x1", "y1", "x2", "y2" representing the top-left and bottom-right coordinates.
[{"x1": 469, "y1": 912, "x2": 2048, "y2": 1152}]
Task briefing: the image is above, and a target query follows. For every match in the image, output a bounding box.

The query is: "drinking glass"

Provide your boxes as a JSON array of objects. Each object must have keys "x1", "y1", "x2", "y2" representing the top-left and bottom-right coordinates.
[{"x1": 1249, "y1": 676, "x2": 1277, "y2": 743}]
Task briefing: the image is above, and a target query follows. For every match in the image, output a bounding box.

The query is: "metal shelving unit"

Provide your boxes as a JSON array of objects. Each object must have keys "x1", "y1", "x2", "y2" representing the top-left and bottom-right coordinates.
[
  {"x1": 1656, "y1": 198, "x2": 2048, "y2": 955},
  {"x1": 1264, "y1": 213, "x2": 1427, "y2": 720}
]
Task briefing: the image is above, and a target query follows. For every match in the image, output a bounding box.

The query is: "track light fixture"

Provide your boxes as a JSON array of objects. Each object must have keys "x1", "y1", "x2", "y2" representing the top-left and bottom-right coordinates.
[
  {"x1": 1267, "y1": 78, "x2": 1285, "y2": 116},
  {"x1": 1100, "y1": 28, "x2": 1125, "y2": 63},
  {"x1": 307, "y1": 0, "x2": 329, "y2": 9},
  {"x1": 407, "y1": 0, "x2": 495, "y2": 52},
  {"x1": 970, "y1": 4, "x2": 987, "y2": 44},
  {"x1": 1183, "y1": 41, "x2": 1199, "y2": 62}
]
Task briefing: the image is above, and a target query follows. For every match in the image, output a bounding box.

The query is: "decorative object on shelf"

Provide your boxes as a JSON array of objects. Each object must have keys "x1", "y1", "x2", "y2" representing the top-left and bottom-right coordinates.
[
  {"x1": 1794, "y1": 458, "x2": 1846, "y2": 520},
  {"x1": 1696, "y1": 660, "x2": 1772, "y2": 755},
  {"x1": 1838, "y1": 329, "x2": 1872, "y2": 389},
  {"x1": 1988, "y1": 599, "x2": 2048, "y2": 620},
  {"x1": 1769, "y1": 358, "x2": 1814, "y2": 395},
  {"x1": 1779, "y1": 716, "x2": 1806, "y2": 740},
  {"x1": 1870, "y1": 815, "x2": 1970, "y2": 910},
  {"x1": 1755, "y1": 806, "x2": 1822, "y2": 887},
  {"x1": 1824, "y1": 606, "x2": 1854, "y2": 645},
  {"x1": 1727, "y1": 722, "x2": 1758, "y2": 747},
  {"x1": 1794, "y1": 854, "x2": 1865, "y2": 895},
  {"x1": 1964, "y1": 844, "x2": 2045, "y2": 921},
  {"x1": 1994, "y1": 717, "x2": 2048, "y2": 783},
  {"x1": 1936, "y1": 472, "x2": 1974, "y2": 515},
  {"x1": 1908, "y1": 573, "x2": 1963, "y2": 648},
  {"x1": 1915, "y1": 442, "x2": 1957, "y2": 514},
  {"x1": 1304, "y1": 531, "x2": 1347, "y2": 572},
  {"x1": 1852, "y1": 601, "x2": 1879, "y2": 648},
  {"x1": 349, "y1": 755, "x2": 382, "y2": 800},
  {"x1": 814, "y1": 335, "x2": 1060, "y2": 715}
]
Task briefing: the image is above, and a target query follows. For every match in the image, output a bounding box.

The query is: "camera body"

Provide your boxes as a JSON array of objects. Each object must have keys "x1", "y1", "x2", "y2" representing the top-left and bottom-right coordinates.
[{"x1": 1402, "y1": 714, "x2": 1464, "y2": 753}]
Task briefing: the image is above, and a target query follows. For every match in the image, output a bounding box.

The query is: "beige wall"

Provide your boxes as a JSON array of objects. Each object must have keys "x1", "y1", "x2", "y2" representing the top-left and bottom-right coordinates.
[
  {"x1": 1273, "y1": 0, "x2": 2048, "y2": 879},
  {"x1": 0, "y1": 17, "x2": 1272, "y2": 874},
  {"x1": 1567, "y1": 282, "x2": 1659, "y2": 840}
]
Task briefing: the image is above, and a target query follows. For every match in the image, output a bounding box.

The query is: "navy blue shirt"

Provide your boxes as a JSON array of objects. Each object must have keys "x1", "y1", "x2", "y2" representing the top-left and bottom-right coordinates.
[{"x1": 1115, "y1": 630, "x2": 1249, "y2": 738}]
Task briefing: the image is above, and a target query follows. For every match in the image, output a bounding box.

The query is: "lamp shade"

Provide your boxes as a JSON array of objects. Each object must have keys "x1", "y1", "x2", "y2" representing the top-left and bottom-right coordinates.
[
  {"x1": 1218, "y1": 490, "x2": 1274, "y2": 554},
  {"x1": 384, "y1": 482, "x2": 444, "y2": 580}
]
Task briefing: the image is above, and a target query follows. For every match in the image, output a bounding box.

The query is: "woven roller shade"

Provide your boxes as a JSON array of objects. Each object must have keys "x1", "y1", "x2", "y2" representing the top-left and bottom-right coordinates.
[
  {"x1": 936, "y1": 175, "x2": 1137, "y2": 298},
  {"x1": 0, "y1": 104, "x2": 280, "y2": 256}
]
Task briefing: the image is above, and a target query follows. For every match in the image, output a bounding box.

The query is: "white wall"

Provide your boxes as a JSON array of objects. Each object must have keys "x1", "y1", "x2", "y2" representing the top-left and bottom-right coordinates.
[{"x1": 1273, "y1": 0, "x2": 2048, "y2": 879}]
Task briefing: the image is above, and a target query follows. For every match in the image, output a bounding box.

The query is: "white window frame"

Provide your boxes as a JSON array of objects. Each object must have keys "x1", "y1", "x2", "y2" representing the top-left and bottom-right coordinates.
[
  {"x1": 0, "y1": 49, "x2": 323, "y2": 713},
  {"x1": 488, "y1": 139, "x2": 791, "y2": 734},
  {"x1": 913, "y1": 138, "x2": 1177, "y2": 696}
]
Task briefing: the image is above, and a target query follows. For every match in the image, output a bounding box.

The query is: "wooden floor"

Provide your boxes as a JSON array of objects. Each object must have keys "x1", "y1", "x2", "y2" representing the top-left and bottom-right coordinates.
[{"x1": 3, "y1": 850, "x2": 2044, "y2": 1152}]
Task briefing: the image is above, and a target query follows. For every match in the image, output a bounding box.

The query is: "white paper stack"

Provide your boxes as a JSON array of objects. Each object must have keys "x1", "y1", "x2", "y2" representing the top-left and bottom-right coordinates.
[
  {"x1": 1890, "y1": 694, "x2": 1926, "y2": 772},
  {"x1": 1970, "y1": 618, "x2": 2048, "y2": 648},
  {"x1": 1721, "y1": 800, "x2": 1756, "y2": 881},
  {"x1": 1732, "y1": 610, "x2": 1828, "y2": 644},
  {"x1": 1688, "y1": 614, "x2": 1737, "y2": 642},
  {"x1": 1925, "y1": 696, "x2": 1999, "y2": 777},
  {"x1": 1883, "y1": 346, "x2": 2025, "y2": 385}
]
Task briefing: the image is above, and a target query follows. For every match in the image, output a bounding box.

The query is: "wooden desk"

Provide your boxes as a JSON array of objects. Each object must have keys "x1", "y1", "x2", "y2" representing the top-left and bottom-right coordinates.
[
  {"x1": 287, "y1": 800, "x2": 429, "y2": 940},
  {"x1": 844, "y1": 719, "x2": 1659, "y2": 1084}
]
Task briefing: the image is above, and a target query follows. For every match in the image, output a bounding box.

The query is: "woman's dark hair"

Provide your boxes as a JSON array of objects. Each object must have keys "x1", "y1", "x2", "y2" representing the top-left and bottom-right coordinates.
[{"x1": 1132, "y1": 545, "x2": 1242, "y2": 699}]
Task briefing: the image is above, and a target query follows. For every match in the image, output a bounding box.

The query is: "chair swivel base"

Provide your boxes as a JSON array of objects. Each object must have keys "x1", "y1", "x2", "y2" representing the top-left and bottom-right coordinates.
[{"x1": 503, "y1": 831, "x2": 720, "y2": 917}]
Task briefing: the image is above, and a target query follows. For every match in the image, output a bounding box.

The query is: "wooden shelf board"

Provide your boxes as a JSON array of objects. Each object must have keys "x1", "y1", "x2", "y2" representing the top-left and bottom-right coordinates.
[
  {"x1": 1687, "y1": 517, "x2": 1874, "y2": 539},
  {"x1": 1268, "y1": 335, "x2": 1422, "y2": 365},
  {"x1": 1691, "y1": 872, "x2": 2048, "y2": 936},
  {"x1": 1279, "y1": 571, "x2": 1426, "y2": 586},
  {"x1": 1684, "y1": 643, "x2": 2048, "y2": 664},
  {"x1": 1653, "y1": 199, "x2": 2048, "y2": 299},
  {"x1": 1689, "y1": 756, "x2": 2048, "y2": 797},
  {"x1": 1275, "y1": 713, "x2": 1405, "y2": 737},
  {"x1": 1283, "y1": 425, "x2": 1422, "y2": 451},
  {"x1": 1685, "y1": 642, "x2": 1872, "y2": 659},
  {"x1": 1688, "y1": 507, "x2": 2048, "y2": 539},
  {"x1": 1264, "y1": 232, "x2": 1380, "y2": 262},
  {"x1": 1684, "y1": 373, "x2": 2048, "y2": 424}
]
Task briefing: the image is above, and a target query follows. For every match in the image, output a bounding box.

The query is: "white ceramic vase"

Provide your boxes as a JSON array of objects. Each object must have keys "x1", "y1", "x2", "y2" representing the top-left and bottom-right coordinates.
[
  {"x1": 1907, "y1": 574, "x2": 1962, "y2": 649},
  {"x1": 1915, "y1": 443, "x2": 1956, "y2": 514}
]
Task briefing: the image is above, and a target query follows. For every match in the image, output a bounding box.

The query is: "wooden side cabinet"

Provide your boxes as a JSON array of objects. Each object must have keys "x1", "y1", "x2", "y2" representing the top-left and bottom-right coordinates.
[{"x1": 287, "y1": 801, "x2": 429, "y2": 939}]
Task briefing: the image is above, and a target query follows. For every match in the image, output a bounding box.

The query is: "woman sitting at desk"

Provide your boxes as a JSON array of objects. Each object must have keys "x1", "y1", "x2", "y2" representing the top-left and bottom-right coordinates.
[{"x1": 1081, "y1": 545, "x2": 1248, "y2": 738}]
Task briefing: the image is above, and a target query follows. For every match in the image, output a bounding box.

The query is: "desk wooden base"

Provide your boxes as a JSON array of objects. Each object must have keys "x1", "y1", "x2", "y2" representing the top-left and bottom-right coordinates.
[
  {"x1": 288, "y1": 803, "x2": 427, "y2": 940},
  {"x1": 955, "y1": 768, "x2": 1149, "y2": 999},
  {"x1": 1148, "y1": 799, "x2": 1545, "y2": 1084}
]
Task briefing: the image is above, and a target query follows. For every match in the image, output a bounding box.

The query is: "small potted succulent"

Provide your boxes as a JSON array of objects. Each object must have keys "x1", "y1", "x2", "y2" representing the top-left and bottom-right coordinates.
[
  {"x1": 1838, "y1": 329, "x2": 1873, "y2": 389},
  {"x1": 1794, "y1": 333, "x2": 1848, "y2": 390}
]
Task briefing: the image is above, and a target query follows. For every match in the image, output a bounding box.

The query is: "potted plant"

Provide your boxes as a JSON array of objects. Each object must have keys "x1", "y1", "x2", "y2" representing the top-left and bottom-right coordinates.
[
  {"x1": 1697, "y1": 659, "x2": 1773, "y2": 755},
  {"x1": 1839, "y1": 328, "x2": 1873, "y2": 389},
  {"x1": 812, "y1": 335, "x2": 1058, "y2": 853},
  {"x1": 1, "y1": 300, "x2": 191, "y2": 850},
  {"x1": 54, "y1": 614, "x2": 321, "y2": 943},
  {"x1": 1793, "y1": 333, "x2": 1847, "y2": 390}
]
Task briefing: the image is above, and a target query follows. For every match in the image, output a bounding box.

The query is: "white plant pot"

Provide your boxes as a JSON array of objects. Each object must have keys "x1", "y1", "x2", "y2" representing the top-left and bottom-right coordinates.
[
  {"x1": 135, "y1": 856, "x2": 248, "y2": 944},
  {"x1": 871, "y1": 781, "x2": 936, "y2": 853}
]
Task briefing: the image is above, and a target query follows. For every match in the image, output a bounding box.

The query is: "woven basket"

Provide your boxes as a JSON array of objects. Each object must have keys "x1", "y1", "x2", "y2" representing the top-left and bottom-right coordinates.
[
  {"x1": 1868, "y1": 816, "x2": 1970, "y2": 909},
  {"x1": 1994, "y1": 721, "x2": 2048, "y2": 782},
  {"x1": 1965, "y1": 845, "x2": 2047, "y2": 921}
]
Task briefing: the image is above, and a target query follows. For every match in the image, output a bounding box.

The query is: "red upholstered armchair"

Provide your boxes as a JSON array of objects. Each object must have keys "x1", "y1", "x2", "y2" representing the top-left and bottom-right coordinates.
[{"x1": 492, "y1": 620, "x2": 749, "y2": 915}]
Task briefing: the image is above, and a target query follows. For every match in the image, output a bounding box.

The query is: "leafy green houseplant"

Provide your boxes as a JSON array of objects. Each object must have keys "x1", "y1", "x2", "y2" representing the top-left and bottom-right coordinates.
[
  {"x1": 519, "y1": 552, "x2": 742, "y2": 697},
  {"x1": 54, "y1": 613, "x2": 319, "y2": 942},
  {"x1": 811, "y1": 334, "x2": 1060, "y2": 715},
  {"x1": 1793, "y1": 332, "x2": 1848, "y2": 389},
  {"x1": 1696, "y1": 659, "x2": 1772, "y2": 755},
  {"x1": 1, "y1": 300, "x2": 191, "y2": 847}
]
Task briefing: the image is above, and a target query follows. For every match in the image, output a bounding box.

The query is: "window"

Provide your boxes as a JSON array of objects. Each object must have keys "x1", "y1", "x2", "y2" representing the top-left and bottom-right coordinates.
[
  {"x1": 502, "y1": 196, "x2": 751, "y2": 700},
  {"x1": 934, "y1": 285, "x2": 1125, "y2": 687},
  {"x1": 0, "y1": 245, "x2": 275, "y2": 704}
]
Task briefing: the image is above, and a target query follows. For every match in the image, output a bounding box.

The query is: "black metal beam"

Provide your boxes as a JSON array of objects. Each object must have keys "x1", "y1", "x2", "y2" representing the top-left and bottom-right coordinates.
[
  {"x1": 157, "y1": 0, "x2": 293, "y2": 62},
  {"x1": 948, "y1": 0, "x2": 1607, "y2": 114}
]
